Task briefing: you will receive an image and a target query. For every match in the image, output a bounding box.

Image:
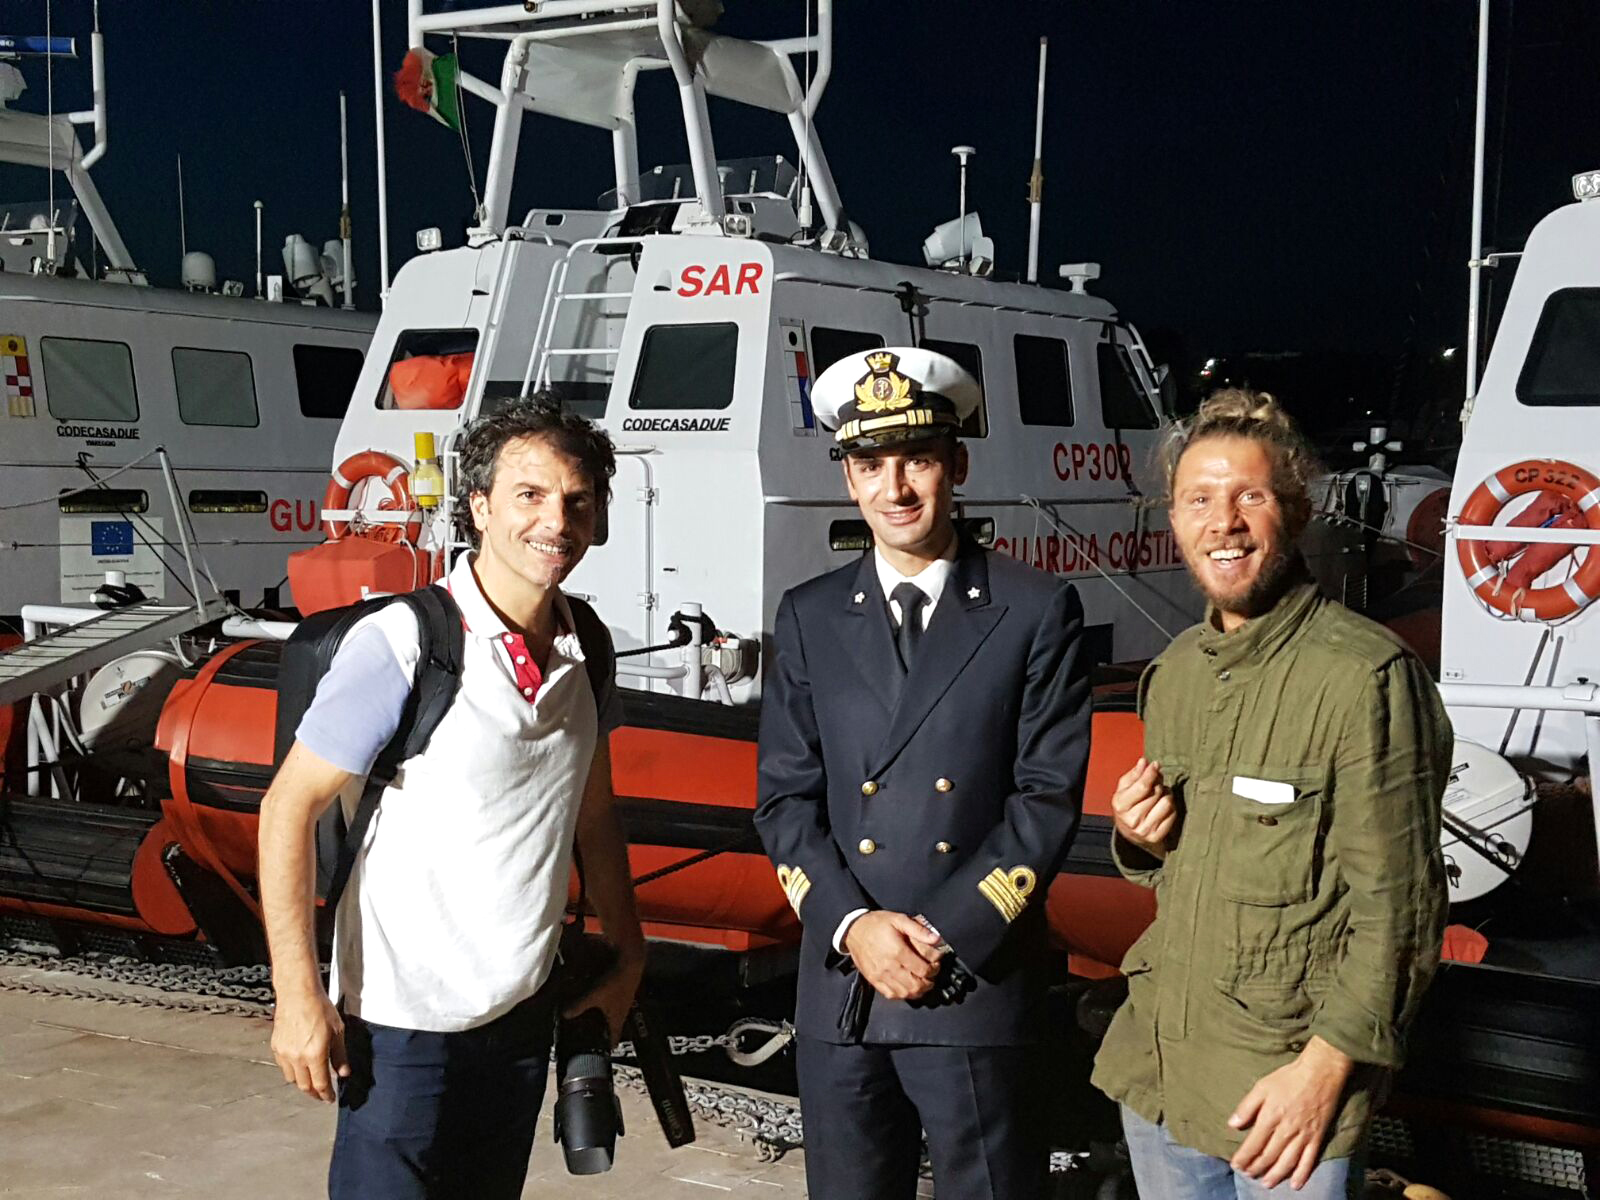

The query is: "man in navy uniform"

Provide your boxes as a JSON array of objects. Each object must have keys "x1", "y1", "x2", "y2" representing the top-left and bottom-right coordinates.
[{"x1": 755, "y1": 347, "x2": 1092, "y2": 1199}]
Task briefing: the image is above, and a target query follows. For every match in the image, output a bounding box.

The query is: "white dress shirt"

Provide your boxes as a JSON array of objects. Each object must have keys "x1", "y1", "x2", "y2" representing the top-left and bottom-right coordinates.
[
  {"x1": 875, "y1": 543, "x2": 957, "y2": 631},
  {"x1": 833, "y1": 538, "x2": 961, "y2": 953}
]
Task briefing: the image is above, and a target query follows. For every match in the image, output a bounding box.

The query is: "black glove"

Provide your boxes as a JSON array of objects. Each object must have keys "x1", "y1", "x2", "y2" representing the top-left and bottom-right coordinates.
[
  {"x1": 837, "y1": 972, "x2": 872, "y2": 1041},
  {"x1": 908, "y1": 954, "x2": 977, "y2": 1009}
]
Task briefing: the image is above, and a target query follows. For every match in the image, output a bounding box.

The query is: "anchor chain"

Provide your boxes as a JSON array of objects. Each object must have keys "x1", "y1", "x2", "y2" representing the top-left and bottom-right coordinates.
[{"x1": 0, "y1": 949, "x2": 276, "y2": 1019}]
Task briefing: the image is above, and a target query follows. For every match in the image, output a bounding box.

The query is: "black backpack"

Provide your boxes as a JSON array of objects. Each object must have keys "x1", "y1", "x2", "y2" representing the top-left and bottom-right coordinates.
[{"x1": 272, "y1": 584, "x2": 615, "y2": 912}]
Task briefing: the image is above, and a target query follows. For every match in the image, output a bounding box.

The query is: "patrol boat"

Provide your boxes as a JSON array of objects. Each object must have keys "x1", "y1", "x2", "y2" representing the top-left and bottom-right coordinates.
[
  {"x1": 0, "y1": 0, "x2": 1234, "y2": 957},
  {"x1": 0, "y1": 23, "x2": 375, "y2": 624}
]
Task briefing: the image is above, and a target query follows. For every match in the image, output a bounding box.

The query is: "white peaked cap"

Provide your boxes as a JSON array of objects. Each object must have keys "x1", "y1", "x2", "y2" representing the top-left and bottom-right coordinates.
[{"x1": 810, "y1": 346, "x2": 982, "y2": 450}]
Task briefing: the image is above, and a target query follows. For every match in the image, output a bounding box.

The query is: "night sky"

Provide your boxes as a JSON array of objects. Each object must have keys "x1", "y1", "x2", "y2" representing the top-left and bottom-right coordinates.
[{"x1": 6, "y1": 1, "x2": 1600, "y2": 430}]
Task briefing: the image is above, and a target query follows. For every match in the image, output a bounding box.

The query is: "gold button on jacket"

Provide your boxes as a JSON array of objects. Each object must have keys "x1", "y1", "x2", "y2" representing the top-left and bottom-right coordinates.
[
  {"x1": 860, "y1": 780, "x2": 879, "y2": 796},
  {"x1": 935, "y1": 777, "x2": 954, "y2": 793},
  {"x1": 857, "y1": 838, "x2": 877, "y2": 855},
  {"x1": 935, "y1": 841, "x2": 954, "y2": 854}
]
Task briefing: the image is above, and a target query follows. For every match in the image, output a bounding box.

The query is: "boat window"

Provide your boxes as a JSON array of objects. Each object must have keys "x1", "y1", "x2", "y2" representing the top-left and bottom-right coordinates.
[
  {"x1": 1518, "y1": 288, "x2": 1600, "y2": 407},
  {"x1": 809, "y1": 327, "x2": 884, "y2": 376},
  {"x1": 376, "y1": 329, "x2": 478, "y2": 410},
  {"x1": 293, "y1": 343, "x2": 364, "y2": 419},
  {"x1": 1013, "y1": 334, "x2": 1074, "y2": 426},
  {"x1": 829, "y1": 515, "x2": 994, "y2": 552},
  {"x1": 188, "y1": 489, "x2": 268, "y2": 514},
  {"x1": 40, "y1": 336, "x2": 139, "y2": 422},
  {"x1": 922, "y1": 338, "x2": 989, "y2": 439},
  {"x1": 629, "y1": 323, "x2": 737, "y2": 410},
  {"x1": 172, "y1": 348, "x2": 259, "y2": 427},
  {"x1": 1098, "y1": 340, "x2": 1159, "y2": 429},
  {"x1": 58, "y1": 489, "x2": 148, "y2": 514}
]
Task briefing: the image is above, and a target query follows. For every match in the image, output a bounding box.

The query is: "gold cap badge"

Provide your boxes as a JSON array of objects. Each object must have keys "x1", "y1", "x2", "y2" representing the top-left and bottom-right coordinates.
[{"x1": 853, "y1": 351, "x2": 916, "y2": 414}]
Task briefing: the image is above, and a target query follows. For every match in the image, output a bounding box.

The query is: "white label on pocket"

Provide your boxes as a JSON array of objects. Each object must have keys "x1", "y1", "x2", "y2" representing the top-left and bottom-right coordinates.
[{"x1": 1232, "y1": 776, "x2": 1296, "y2": 805}]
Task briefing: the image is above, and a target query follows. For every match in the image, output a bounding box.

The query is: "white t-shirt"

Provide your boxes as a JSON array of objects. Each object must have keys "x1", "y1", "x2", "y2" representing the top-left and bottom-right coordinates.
[{"x1": 297, "y1": 552, "x2": 620, "y2": 1032}]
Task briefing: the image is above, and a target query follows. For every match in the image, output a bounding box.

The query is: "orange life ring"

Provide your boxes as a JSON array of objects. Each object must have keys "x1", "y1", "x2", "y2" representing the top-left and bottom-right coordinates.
[
  {"x1": 1457, "y1": 459, "x2": 1600, "y2": 620},
  {"x1": 322, "y1": 450, "x2": 421, "y2": 543}
]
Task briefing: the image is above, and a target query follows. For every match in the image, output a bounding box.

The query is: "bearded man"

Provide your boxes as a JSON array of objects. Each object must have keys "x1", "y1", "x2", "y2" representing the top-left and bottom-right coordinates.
[{"x1": 1092, "y1": 390, "x2": 1452, "y2": 1198}]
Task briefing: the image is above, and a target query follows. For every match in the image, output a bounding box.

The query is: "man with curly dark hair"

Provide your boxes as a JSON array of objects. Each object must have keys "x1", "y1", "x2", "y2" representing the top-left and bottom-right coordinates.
[{"x1": 261, "y1": 398, "x2": 641, "y2": 1199}]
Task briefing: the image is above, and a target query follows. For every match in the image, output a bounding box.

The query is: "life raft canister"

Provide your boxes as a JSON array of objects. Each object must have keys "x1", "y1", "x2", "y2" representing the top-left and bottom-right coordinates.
[
  {"x1": 1457, "y1": 459, "x2": 1600, "y2": 620},
  {"x1": 322, "y1": 450, "x2": 422, "y2": 543}
]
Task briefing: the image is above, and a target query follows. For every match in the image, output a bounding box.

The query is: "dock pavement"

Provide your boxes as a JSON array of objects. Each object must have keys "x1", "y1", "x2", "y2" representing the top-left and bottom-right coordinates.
[{"x1": 0, "y1": 959, "x2": 851, "y2": 1198}]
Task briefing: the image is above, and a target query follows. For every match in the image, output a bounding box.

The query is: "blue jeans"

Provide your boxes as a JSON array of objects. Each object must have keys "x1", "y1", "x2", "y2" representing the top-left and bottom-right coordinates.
[
  {"x1": 328, "y1": 990, "x2": 555, "y2": 1200},
  {"x1": 1121, "y1": 1106, "x2": 1364, "y2": 1200}
]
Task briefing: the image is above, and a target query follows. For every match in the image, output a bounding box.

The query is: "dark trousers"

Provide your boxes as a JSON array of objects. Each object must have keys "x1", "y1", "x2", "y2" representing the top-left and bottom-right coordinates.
[
  {"x1": 795, "y1": 1034, "x2": 1050, "y2": 1200},
  {"x1": 328, "y1": 990, "x2": 556, "y2": 1200}
]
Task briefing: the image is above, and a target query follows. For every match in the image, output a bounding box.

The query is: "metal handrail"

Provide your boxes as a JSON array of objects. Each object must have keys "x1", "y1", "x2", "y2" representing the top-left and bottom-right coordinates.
[
  {"x1": 523, "y1": 235, "x2": 647, "y2": 396},
  {"x1": 1451, "y1": 525, "x2": 1600, "y2": 546}
]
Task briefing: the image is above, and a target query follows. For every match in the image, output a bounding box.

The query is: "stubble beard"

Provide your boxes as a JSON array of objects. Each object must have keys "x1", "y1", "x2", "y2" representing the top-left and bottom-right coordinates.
[{"x1": 1184, "y1": 542, "x2": 1301, "y2": 622}]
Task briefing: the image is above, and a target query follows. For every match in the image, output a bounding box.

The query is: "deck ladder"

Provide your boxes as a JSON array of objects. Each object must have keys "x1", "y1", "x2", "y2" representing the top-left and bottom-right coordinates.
[
  {"x1": 0, "y1": 600, "x2": 227, "y2": 712},
  {"x1": 522, "y1": 235, "x2": 645, "y2": 397}
]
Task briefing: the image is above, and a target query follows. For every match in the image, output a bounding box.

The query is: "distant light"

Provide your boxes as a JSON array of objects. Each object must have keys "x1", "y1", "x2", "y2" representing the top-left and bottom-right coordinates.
[
  {"x1": 1573, "y1": 171, "x2": 1600, "y2": 202},
  {"x1": 1200, "y1": 368, "x2": 1212, "y2": 378},
  {"x1": 1441, "y1": 347, "x2": 1458, "y2": 360},
  {"x1": 416, "y1": 227, "x2": 443, "y2": 252},
  {"x1": 1204, "y1": 357, "x2": 1218, "y2": 369}
]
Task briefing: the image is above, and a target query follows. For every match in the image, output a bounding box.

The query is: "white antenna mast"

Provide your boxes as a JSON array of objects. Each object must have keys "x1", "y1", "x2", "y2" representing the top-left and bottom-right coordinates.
[
  {"x1": 371, "y1": 0, "x2": 391, "y2": 304},
  {"x1": 339, "y1": 90, "x2": 354, "y2": 310},
  {"x1": 177, "y1": 153, "x2": 187, "y2": 257},
  {"x1": 45, "y1": 0, "x2": 56, "y2": 270},
  {"x1": 253, "y1": 200, "x2": 263, "y2": 299},
  {"x1": 1463, "y1": 0, "x2": 1490, "y2": 426},
  {"x1": 1026, "y1": 37, "x2": 1048, "y2": 284},
  {"x1": 952, "y1": 144, "x2": 975, "y2": 265},
  {"x1": 796, "y1": 0, "x2": 814, "y2": 233}
]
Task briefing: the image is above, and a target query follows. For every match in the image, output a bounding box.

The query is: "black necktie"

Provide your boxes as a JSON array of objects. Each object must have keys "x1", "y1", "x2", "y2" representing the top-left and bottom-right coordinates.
[{"x1": 891, "y1": 582, "x2": 927, "y2": 674}]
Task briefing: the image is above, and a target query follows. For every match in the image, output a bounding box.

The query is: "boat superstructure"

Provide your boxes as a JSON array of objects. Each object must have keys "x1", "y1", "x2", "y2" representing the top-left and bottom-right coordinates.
[
  {"x1": 0, "y1": 23, "x2": 375, "y2": 619},
  {"x1": 324, "y1": 0, "x2": 1381, "y2": 692}
]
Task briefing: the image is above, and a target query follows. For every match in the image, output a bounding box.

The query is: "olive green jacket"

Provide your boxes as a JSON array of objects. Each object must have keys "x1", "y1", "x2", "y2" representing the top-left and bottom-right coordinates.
[{"x1": 1090, "y1": 579, "x2": 1452, "y2": 1162}]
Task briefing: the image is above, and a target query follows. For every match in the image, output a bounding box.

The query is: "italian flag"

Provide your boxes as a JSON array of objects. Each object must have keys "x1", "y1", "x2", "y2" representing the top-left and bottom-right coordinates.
[{"x1": 394, "y1": 48, "x2": 461, "y2": 131}]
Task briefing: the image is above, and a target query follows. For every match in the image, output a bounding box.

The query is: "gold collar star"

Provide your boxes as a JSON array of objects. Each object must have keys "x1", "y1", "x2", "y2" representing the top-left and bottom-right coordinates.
[
  {"x1": 967, "y1": 587, "x2": 982, "y2": 600},
  {"x1": 853, "y1": 591, "x2": 866, "y2": 604}
]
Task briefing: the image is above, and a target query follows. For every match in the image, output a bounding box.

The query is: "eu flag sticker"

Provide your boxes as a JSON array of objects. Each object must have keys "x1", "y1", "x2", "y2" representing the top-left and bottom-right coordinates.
[{"x1": 91, "y1": 520, "x2": 135, "y2": 557}]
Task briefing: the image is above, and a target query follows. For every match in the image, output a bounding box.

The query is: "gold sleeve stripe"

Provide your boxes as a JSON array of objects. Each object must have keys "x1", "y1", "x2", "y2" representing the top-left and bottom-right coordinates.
[
  {"x1": 977, "y1": 865, "x2": 1038, "y2": 924},
  {"x1": 776, "y1": 865, "x2": 811, "y2": 916}
]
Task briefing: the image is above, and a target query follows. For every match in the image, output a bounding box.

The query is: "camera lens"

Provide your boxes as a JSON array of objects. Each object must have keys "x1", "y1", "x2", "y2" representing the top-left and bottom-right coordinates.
[{"x1": 554, "y1": 1008, "x2": 621, "y2": 1174}]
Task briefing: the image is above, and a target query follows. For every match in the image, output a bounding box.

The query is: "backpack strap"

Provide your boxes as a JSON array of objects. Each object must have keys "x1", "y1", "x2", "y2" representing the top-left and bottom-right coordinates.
[
  {"x1": 564, "y1": 594, "x2": 615, "y2": 719},
  {"x1": 321, "y1": 587, "x2": 466, "y2": 914}
]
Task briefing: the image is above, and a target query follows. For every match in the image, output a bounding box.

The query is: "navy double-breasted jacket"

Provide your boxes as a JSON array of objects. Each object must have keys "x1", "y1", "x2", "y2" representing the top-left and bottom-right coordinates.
[{"x1": 754, "y1": 538, "x2": 1092, "y2": 1046}]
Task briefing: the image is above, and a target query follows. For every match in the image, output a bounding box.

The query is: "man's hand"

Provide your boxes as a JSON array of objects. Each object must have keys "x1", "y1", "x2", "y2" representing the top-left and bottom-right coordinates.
[
  {"x1": 842, "y1": 910, "x2": 944, "y2": 1001},
  {"x1": 563, "y1": 945, "x2": 645, "y2": 1045},
  {"x1": 272, "y1": 989, "x2": 349, "y2": 1103},
  {"x1": 1111, "y1": 757, "x2": 1177, "y2": 858},
  {"x1": 1228, "y1": 1036, "x2": 1355, "y2": 1188}
]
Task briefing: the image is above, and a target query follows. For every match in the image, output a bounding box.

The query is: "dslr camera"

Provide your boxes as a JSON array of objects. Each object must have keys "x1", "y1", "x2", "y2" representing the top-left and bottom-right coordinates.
[{"x1": 553, "y1": 922, "x2": 695, "y2": 1174}]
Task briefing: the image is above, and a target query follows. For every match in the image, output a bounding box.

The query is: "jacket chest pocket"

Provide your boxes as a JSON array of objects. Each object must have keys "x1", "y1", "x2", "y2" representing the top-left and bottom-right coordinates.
[{"x1": 1213, "y1": 769, "x2": 1326, "y2": 906}]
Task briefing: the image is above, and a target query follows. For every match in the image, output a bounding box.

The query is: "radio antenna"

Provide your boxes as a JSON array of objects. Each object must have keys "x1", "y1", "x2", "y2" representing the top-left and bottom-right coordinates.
[
  {"x1": 339, "y1": 90, "x2": 354, "y2": 309},
  {"x1": 952, "y1": 145, "x2": 975, "y2": 265},
  {"x1": 1026, "y1": 37, "x2": 1048, "y2": 284},
  {"x1": 177, "y1": 153, "x2": 187, "y2": 258}
]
